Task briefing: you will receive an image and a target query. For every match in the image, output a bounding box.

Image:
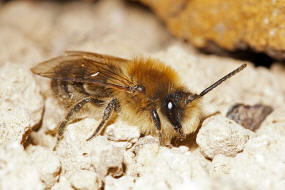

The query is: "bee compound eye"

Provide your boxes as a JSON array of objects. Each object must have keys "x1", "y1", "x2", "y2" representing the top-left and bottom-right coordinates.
[{"x1": 168, "y1": 101, "x2": 173, "y2": 110}]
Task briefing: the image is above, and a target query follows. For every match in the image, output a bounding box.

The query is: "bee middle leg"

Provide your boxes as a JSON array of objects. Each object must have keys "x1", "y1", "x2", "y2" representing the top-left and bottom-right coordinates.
[
  {"x1": 57, "y1": 97, "x2": 103, "y2": 140},
  {"x1": 86, "y1": 98, "x2": 120, "y2": 141}
]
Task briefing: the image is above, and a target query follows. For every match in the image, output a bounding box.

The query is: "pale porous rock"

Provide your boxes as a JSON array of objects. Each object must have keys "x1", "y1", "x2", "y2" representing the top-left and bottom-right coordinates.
[
  {"x1": 0, "y1": 1, "x2": 56, "y2": 51},
  {"x1": 172, "y1": 176, "x2": 250, "y2": 190},
  {"x1": 190, "y1": 148, "x2": 212, "y2": 177},
  {"x1": 210, "y1": 154, "x2": 231, "y2": 177},
  {"x1": 51, "y1": 176, "x2": 72, "y2": 190},
  {"x1": 129, "y1": 135, "x2": 159, "y2": 155},
  {"x1": 124, "y1": 136, "x2": 159, "y2": 176},
  {"x1": 271, "y1": 63, "x2": 285, "y2": 95},
  {"x1": 105, "y1": 121, "x2": 140, "y2": 149},
  {"x1": 0, "y1": 143, "x2": 44, "y2": 190},
  {"x1": 69, "y1": 170, "x2": 101, "y2": 190},
  {"x1": 55, "y1": 118, "x2": 99, "y2": 174},
  {"x1": 27, "y1": 145, "x2": 61, "y2": 188},
  {"x1": 133, "y1": 145, "x2": 194, "y2": 189},
  {"x1": 225, "y1": 135, "x2": 285, "y2": 189},
  {"x1": 222, "y1": 107, "x2": 285, "y2": 189},
  {"x1": 123, "y1": 138, "x2": 209, "y2": 189},
  {"x1": 105, "y1": 176, "x2": 135, "y2": 190},
  {"x1": 51, "y1": 0, "x2": 173, "y2": 57},
  {"x1": 90, "y1": 136, "x2": 125, "y2": 178},
  {"x1": 197, "y1": 115, "x2": 255, "y2": 159},
  {"x1": 30, "y1": 96, "x2": 64, "y2": 150},
  {"x1": 30, "y1": 129, "x2": 58, "y2": 150},
  {"x1": 105, "y1": 121, "x2": 140, "y2": 143},
  {"x1": 0, "y1": 26, "x2": 43, "y2": 66},
  {"x1": 257, "y1": 107, "x2": 285, "y2": 136},
  {"x1": 55, "y1": 118, "x2": 124, "y2": 181},
  {"x1": 126, "y1": 176, "x2": 244, "y2": 190},
  {"x1": 42, "y1": 97, "x2": 65, "y2": 134},
  {"x1": 0, "y1": 0, "x2": 172, "y2": 65},
  {"x1": 123, "y1": 150, "x2": 136, "y2": 172},
  {"x1": 0, "y1": 63, "x2": 43, "y2": 145},
  {"x1": 209, "y1": 115, "x2": 285, "y2": 190}
]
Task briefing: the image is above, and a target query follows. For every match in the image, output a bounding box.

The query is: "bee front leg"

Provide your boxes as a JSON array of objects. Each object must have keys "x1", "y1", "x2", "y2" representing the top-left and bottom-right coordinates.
[
  {"x1": 150, "y1": 109, "x2": 162, "y2": 145},
  {"x1": 86, "y1": 98, "x2": 120, "y2": 141},
  {"x1": 57, "y1": 97, "x2": 103, "y2": 140}
]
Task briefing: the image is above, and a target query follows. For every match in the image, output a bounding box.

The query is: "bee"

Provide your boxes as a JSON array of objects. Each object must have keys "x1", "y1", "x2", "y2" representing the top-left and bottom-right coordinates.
[{"x1": 31, "y1": 51, "x2": 246, "y2": 145}]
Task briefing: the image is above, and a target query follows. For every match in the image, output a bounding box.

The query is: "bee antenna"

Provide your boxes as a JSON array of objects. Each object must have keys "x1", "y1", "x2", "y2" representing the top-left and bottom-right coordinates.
[{"x1": 186, "y1": 63, "x2": 247, "y2": 104}]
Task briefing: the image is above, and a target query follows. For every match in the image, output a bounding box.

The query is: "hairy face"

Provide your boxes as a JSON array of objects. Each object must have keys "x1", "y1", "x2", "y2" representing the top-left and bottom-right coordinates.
[{"x1": 161, "y1": 90, "x2": 195, "y2": 135}]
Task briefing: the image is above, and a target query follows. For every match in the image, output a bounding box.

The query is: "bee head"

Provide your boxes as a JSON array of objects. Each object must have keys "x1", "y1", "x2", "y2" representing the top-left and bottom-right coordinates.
[{"x1": 161, "y1": 90, "x2": 198, "y2": 136}]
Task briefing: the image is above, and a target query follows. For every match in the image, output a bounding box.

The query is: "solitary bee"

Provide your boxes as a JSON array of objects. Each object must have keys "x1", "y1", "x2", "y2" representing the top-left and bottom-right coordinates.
[{"x1": 31, "y1": 51, "x2": 246, "y2": 145}]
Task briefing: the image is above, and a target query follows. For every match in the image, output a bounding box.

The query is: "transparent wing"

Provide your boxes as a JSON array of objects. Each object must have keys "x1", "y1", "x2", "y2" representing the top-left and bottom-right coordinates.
[{"x1": 31, "y1": 51, "x2": 136, "y2": 92}]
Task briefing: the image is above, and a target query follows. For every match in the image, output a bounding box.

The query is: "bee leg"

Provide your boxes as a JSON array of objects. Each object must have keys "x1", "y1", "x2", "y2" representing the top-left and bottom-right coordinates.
[
  {"x1": 57, "y1": 97, "x2": 103, "y2": 140},
  {"x1": 150, "y1": 109, "x2": 162, "y2": 145},
  {"x1": 86, "y1": 98, "x2": 119, "y2": 141}
]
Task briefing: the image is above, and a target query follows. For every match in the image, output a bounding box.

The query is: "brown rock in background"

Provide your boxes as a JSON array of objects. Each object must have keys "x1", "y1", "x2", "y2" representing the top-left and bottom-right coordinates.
[
  {"x1": 226, "y1": 103, "x2": 273, "y2": 131},
  {"x1": 139, "y1": 0, "x2": 285, "y2": 60}
]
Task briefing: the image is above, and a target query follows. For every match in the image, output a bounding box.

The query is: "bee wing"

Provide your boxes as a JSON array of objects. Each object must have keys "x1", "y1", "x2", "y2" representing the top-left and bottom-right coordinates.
[{"x1": 31, "y1": 51, "x2": 136, "y2": 92}]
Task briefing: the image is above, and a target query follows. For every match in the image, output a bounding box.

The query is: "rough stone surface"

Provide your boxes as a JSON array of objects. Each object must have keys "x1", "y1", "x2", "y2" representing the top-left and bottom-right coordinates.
[
  {"x1": 30, "y1": 96, "x2": 64, "y2": 150},
  {"x1": 140, "y1": 0, "x2": 285, "y2": 60},
  {"x1": 69, "y1": 170, "x2": 101, "y2": 190},
  {"x1": 257, "y1": 107, "x2": 285, "y2": 136},
  {"x1": 211, "y1": 135, "x2": 285, "y2": 189},
  {"x1": 126, "y1": 138, "x2": 210, "y2": 189},
  {"x1": 55, "y1": 119, "x2": 124, "y2": 180},
  {"x1": 27, "y1": 145, "x2": 61, "y2": 188},
  {"x1": 0, "y1": 0, "x2": 285, "y2": 190},
  {"x1": 105, "y1": 121, "x2": 140, "y2": 143},
  {"x1": 90, "y1": 136, "x2": 125, "y2": 179},
  {"x1": 0, "y1": 63, "x2": 43, "y2": 145},
  {"x1": 105, "y1": 176, "x2": 135, "y2": 190},
  {"x1": 51, "y1": 177, "x2": 72, "y2": 190},
  {"x1": 0, "y1": 143, "x2": 44, "y2": 189},
  {"x1": 197, "y1": 115, "x2": 255, "y2": 159}
]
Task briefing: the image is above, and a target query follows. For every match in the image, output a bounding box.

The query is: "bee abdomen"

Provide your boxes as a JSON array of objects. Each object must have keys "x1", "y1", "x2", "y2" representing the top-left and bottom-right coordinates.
[
  {"x1": 51, "y1": 79, "x2": 73, "y2": 100},
  {"x1": 51, "y1": 79, "x2": 113, "y2": 105}
]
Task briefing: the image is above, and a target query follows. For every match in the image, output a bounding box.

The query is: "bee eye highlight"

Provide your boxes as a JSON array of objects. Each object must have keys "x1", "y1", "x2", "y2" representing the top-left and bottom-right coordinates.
[{"x1": 168, "y1": 101, "x2": 173, "y2": 110}]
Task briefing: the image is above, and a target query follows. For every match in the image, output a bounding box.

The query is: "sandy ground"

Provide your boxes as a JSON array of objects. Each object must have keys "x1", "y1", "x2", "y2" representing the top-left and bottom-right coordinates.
[{"x1": 0, "y1": 0, "x2": 285, "y2": 189}]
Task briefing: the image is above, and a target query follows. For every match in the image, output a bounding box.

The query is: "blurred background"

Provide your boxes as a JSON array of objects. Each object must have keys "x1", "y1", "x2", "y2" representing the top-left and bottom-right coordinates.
[{"x1": 1, "y1": 0, "x2": 284, "y2": 68}]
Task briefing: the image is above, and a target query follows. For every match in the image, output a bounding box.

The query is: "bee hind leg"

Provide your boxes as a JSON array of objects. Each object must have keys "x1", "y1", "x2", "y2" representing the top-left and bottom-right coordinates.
[
  {"x1": 57, "y1": 97, "x2": 104, "y2": 141},
  {"x1": 86, "y1": 98, "x2": 120, "y2": 141}
]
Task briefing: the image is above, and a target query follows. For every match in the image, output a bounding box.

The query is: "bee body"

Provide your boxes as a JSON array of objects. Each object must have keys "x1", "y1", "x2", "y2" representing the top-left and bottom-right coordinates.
[{"x1": 31, "y1": 51, "x2": 246, "y2": 145}]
